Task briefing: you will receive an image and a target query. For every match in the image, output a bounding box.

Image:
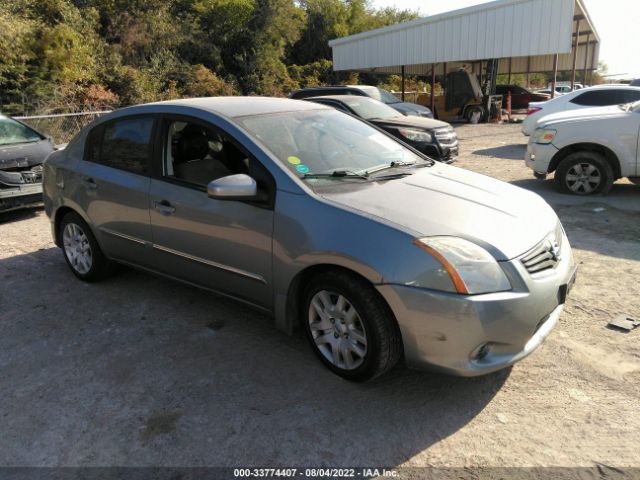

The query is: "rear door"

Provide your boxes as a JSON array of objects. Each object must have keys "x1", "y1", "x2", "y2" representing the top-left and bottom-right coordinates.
[
  {"x1": 73, "y1": 115, "x2": 156, "y2": 266},
  {"x1": 148, "y1": 115, "x2": 275, "y2": 308}
]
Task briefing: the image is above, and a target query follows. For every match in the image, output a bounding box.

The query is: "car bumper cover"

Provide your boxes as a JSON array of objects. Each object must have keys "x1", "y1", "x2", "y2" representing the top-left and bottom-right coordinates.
[{"x1": 377, "y1": 247, "x2": 576, "y2": 376}]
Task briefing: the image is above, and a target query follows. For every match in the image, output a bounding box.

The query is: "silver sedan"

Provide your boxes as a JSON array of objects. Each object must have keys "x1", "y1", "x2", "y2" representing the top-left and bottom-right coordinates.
[{"x1": 43, "y1": 97, "x2": 576, "y2": 381}]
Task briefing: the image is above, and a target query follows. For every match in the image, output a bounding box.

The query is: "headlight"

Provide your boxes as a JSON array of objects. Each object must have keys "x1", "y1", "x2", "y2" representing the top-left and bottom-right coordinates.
[
  {"x1": 413, "y1": 237, "x2": 511, "y2": 294},
  {"x1": 398, "y1": 128, "x2": 433, "y2": 143},
  {"x1": 533, "y1": 128, "x2": 556, "y2": 144}
]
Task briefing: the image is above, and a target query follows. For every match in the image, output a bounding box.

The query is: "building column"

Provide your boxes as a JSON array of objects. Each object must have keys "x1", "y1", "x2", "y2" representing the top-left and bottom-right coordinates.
[
  {"x1": 571, "y1": 18, "x2": 581, "y2": 90},
  {"x1": 551, "y1": 54, "x2": 559, "y2": 99}
]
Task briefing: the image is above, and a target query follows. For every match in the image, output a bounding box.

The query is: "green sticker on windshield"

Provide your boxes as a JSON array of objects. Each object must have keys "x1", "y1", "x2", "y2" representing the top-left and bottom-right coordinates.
[
  {"x1": 287, "y1": 156, "x2": 301, "y2": 165},
  {"x1": 296, "y1": 164, "x2": 310, "y2": 174}
]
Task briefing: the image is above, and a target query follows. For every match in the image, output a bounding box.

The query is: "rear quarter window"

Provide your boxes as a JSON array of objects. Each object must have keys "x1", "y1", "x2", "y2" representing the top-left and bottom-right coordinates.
[{"x1": 571, "y1": 90, "x2": 625, "y2": 106}]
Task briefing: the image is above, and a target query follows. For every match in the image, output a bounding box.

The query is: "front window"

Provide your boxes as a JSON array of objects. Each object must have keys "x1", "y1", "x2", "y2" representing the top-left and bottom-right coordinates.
[
  {"x1": 630, "y1": 100, "x2": 640, "y2": 113},
  {"x1": 0, "y1": 117, "x2": 43, "y2": 146},
  {"x1": 163, "y1": 119, "x2": 252, "y2": 187},
  {"x1": 341, "y1": 97, "x2": 401, "y2": 120},
  {"x1": 237, "y1": 109, "x2": 425, "y2": 179}
]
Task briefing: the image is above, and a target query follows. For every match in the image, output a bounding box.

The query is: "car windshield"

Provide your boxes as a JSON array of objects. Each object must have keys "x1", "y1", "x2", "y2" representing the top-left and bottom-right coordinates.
[
  {"x1": 342, "y1": 97, "x2": 401, "y2": 120},
  {"x1": 0, "y1": 117, "x2": 43, "y2": 146},
  {"x1": 363, "y1": 87, "x2": 401, "y2": 105},
  {"x1": 237, "y1": 109, "x2": 425, "y2": 180}
]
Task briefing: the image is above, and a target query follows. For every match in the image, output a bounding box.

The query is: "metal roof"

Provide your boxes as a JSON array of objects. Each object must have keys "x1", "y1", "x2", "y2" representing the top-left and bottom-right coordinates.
[{"x1": 329, "y1": 0, "x2": 599, "y2": 75}]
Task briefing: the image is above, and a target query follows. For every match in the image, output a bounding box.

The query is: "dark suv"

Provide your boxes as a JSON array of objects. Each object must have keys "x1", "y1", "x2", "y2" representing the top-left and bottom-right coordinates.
[
  {"x1": 306, "y1": 95, "x2": 458, "y2": 163},
  {"x1": 290, "y1": 85, "x2": 433, "y2": 118}
]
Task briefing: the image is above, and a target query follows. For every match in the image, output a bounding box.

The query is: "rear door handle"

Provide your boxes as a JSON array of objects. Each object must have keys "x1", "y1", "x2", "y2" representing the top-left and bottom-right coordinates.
[
  {"x1": 82, "y1": 177, "x2": 97, "y2": 189},
  {"x1": 154, "y1": 200, "x2": 176, "y2": 216}
]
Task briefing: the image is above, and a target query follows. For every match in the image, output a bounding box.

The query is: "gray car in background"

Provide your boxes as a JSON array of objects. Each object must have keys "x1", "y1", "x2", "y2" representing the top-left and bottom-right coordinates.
[{"x1": 43, "y1": 97, "x2": 576, "y2": 381}]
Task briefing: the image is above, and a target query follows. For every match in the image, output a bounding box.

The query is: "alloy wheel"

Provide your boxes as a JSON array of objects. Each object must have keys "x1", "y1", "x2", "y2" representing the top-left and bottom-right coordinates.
[
  {"x1": 308, "y1": 290, "x2": 368, "y2": 370},
  {"x1": 565, "y1": 162, "x2": 602, "y2": 194},
  {"x1": 62, "y1": 223, "x2": 93, "y2": 275}
]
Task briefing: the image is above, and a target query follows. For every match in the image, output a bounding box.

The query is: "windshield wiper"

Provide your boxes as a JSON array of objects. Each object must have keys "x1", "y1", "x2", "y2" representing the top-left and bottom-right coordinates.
[
  {"x1": 365, "y1": 160, "x2": 432, "y2": 176},
  {"x1": 303, "y1": 169, "x2": 369, "y2": 180}
]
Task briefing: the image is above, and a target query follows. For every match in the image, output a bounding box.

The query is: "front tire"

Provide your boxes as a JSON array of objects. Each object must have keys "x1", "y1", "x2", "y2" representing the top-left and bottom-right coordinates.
[
  {"x1": 554, "y1": 151, "x2": 614, "y2": 195},
  {"x1": 59, "y1": 212, "x2": 116, "y2": 282},
  {"x1": 465, "y1": 106, "x2": 485, "y2": 123},
  {"x1": 302, "y1": 270, "x2": 402, "y2": 382}
]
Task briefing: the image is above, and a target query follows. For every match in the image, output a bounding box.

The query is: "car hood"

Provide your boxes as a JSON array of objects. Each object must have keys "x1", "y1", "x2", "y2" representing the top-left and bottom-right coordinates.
[
  {"x1": 538, "y1": 105, "x2": 626, "y2": 127},
  {"x1": 390, "y1": 102, "x2": 433, "y2": 116},
  {"x1": 371, "y1": 116, "x2": 451, "y2": 131},
  {"x1": 0, "y1": 139, "x2": 55, "y2": 170},
  {"x1": 317, "y1": 164, "x2": 558, "y2": 261}
]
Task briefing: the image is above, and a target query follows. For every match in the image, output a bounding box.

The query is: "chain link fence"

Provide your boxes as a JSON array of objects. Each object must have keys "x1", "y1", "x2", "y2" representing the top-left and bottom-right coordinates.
[{"x1": 14, "y1": 111, "x2": 112, "y2": 145}]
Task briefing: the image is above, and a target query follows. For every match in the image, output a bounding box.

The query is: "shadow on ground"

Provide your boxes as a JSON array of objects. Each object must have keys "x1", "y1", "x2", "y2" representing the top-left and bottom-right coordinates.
[
  {"x1": 472, "y1": 144, "x2": 527, "y2": 160},
  {"x1": 507, "y1": 178, "x2": 640, "y2": 262},
  {"x1": 0, "y1": 247, "x2": 509, "y2": 467},
  {"x1": 0, "y1": 206, "x2": 43, "y2": 224}
]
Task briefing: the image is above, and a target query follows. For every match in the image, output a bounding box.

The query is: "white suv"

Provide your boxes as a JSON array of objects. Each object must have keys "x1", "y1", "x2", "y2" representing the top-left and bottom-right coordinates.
[
  {"x1": 522, "y1": 85, "x2": 640, "y2": 135},
  {"x1": 525, "y1": 101, "x2": 640, "y2": 195}
]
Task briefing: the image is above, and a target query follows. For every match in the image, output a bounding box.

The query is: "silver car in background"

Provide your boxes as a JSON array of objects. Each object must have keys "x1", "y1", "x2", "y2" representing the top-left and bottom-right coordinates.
[{"x1": 43, "y1": 98, "x2": 576, "y2": 381}]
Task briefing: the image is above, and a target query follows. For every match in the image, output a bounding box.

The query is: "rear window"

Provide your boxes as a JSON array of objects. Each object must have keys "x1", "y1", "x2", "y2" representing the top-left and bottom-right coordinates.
[
  {"x1": 570, "y1": 90, "x2": 627, "y2": 106},
  {"x1": 85, "y1": 116, "x2": 154, "y2": 174}
]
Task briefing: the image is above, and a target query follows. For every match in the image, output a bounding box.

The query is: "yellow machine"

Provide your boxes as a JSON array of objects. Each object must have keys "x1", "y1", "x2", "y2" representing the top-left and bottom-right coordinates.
[{"x1": 416, "y1": 70, "x2": 503, "y2": 123}]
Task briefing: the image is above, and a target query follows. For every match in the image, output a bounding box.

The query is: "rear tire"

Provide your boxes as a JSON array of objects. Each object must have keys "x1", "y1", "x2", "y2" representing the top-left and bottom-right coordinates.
[
  {"x1": 554, "y1": 151, "x2": 614, "y2": 195},
  {"x1": 302, "y1": 270, "x2": 402, "y2": 382},
  {"x1": 59, "y1": 212, "x2": 117, "y2": 282}
]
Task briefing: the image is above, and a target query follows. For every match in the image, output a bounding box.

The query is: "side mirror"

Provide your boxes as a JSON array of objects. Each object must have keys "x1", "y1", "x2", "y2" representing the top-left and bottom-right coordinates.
[{"x1": 207, "y1": 174, "x2": 257, "y2": 200}]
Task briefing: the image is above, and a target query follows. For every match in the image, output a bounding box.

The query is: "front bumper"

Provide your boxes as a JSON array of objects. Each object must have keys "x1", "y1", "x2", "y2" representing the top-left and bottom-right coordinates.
[
  {"x1": 525, "y1": 142, "x2": 558, "y2": 175},
  {"x1": 376, "y1": 236, "x2": 576, "y2": 376},
  {"x1": 414, "y1": 142, "x2": 458, "y2": 164},
  {"x1": 0, "y1": 167, "x2": 43, "y2": 212}
]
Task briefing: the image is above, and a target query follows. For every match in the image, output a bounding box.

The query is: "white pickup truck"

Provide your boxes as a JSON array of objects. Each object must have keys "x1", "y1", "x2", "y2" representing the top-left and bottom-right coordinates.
[{"x1": 525, "y1": 101, "x2": 640, "y2": 195}]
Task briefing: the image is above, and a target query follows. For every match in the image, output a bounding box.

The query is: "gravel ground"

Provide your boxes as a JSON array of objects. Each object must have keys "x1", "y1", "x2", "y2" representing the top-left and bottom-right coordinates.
[{"x1": 1, "y1": 123, "x2": 639, "y2": 471}]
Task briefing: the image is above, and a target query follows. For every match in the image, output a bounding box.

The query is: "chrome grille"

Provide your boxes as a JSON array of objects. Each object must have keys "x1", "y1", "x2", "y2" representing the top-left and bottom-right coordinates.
[
  {"x1": 521, "y1": 227, "x2": 563, "y2": 275},
  {"x1": 434, "y1": 127, "x2": 458, "y2": 147}
]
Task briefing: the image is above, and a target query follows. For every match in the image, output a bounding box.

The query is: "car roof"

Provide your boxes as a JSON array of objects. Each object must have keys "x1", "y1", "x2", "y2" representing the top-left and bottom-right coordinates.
[
  {"x1": 118, "y1": 96, "x2": 331, "y2": 118},
  {"x1": 306, "y1": 95, "x2": 375, "y2": 102},
  {"x1": 292, "y1": 85, "x2": 377, "y2": 93},
  {"x1": 579, "y1": 84, "x2": 640, "y2": 90}
]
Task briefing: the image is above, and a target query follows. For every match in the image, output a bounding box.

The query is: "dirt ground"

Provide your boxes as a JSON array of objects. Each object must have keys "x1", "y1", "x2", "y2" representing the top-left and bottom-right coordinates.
[{"x1": 1, "y1": 123, "x2": 639, "y2": 472}]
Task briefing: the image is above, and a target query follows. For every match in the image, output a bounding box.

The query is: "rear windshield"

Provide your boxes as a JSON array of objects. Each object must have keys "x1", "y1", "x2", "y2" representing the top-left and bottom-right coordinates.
[
  {"x1": 0, "y1": 117, "x2": 43, "y2": 146},
  {"x1": 366, "y1": 87, "x2": 402, "y2": 105},
  {"x1": 342, "y1": 97, "x2": 401, "y2": 120}
]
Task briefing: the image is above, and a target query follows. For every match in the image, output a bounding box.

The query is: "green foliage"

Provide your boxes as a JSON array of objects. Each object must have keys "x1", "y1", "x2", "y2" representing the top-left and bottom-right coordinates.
[{"x1": 0, "y1": 0, "x2": 419, "y2": 114}]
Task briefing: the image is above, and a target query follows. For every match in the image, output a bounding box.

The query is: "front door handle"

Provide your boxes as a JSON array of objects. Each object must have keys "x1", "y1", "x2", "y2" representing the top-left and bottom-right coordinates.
[
  {"x1": 82, "y1": 177, "x2": 97, "y2": 189},
  {"x1": 154, "y1": 200, "x2": 176, "y2": 216}
]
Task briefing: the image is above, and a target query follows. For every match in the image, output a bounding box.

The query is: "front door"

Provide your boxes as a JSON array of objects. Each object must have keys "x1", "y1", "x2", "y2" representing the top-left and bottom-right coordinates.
[{"x1": 148, "y1": 115, "x2": 275, "y2": 308}]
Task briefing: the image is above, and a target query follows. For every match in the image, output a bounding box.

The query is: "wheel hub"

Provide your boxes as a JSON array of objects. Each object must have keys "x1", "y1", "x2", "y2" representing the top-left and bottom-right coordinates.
[
  {"x1": 62, "y1": 223, "x2": 93, "y2": 275},
  {"x1": 566, "y1": 162, "x2": 601, "y2": 194},
  {"x1": 308, "y1": 290, "x2": 367, "y2": 370}
]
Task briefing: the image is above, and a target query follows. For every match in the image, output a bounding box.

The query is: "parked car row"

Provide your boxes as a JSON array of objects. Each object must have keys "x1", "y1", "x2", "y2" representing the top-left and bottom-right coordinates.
[
  {"x1": 290, "y1": 85, "x2": 434, "y2": 118},
  {"x1": 523, "y1": 85, "x2": 640, "y2": 194}
]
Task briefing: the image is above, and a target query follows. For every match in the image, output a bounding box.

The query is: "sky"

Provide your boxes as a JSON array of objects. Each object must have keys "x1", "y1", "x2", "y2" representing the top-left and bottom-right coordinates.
[{"x1": 370, "y1": 0, "x2": 640, "y2": 78}]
